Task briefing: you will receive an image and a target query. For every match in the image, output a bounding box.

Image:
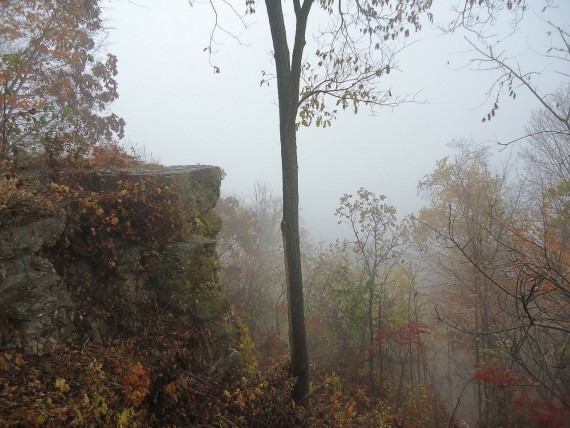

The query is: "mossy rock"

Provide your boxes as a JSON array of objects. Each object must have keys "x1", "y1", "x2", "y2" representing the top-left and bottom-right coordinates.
[
  {"x1": 192, "y1": 211, "x2": 223, "y2": 239},
  {"x1": 186, "y1": 289, "x2": 230, "y2": 321},
  {"x1": 152, "y1": 237, "x2": 225, "y2": 316},
  {"x1": 164, "y1": 165, "x2": 222, "y2": 216},
  {"x1": 160, "y1": 238, "x2": 219, "y2": 285}
]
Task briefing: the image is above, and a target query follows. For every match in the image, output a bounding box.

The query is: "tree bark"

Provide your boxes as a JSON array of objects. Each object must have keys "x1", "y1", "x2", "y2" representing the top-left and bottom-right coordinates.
[
  {"x1": 265, "y1": 0, "x2": 313, "y2": 403},
  {"x1": 368, "y1": 284, "x2": 375, "y2": 392}
]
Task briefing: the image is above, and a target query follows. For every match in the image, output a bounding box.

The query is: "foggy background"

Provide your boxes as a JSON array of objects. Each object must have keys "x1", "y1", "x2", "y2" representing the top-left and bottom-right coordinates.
[{"x1": 102, "y1": 0, "x2": 569, "y2": 241}]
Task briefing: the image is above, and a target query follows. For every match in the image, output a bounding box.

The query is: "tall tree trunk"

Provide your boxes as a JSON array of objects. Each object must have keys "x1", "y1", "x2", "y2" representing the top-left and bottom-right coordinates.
[
  {"x1": 473, "y1": 263, "x2": 487, "y2": 428},
  {"x1": 1, "y1": 78, "x2": 9, "y2": 161},
  {"x1": 368, "y1": 285, "x2": 375, "y2": 392},
  {"x1": 265, "y1": 0, "x2": 313, "y2": 403},
  {"x1": 377, "y1": 293, "x2": 384, "y2": 385},
  {"x1": 281, "y1": 124, "x2": 309, "y2": 402}
]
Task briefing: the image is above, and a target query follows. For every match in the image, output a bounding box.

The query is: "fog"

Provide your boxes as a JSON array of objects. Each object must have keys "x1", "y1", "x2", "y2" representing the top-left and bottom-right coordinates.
[
  {"x1": 2, "y1": 1, "x2": 569, "y2": 425},
  {"x1": 103, "y1": 0, "x2": 569, "y2": 242}
]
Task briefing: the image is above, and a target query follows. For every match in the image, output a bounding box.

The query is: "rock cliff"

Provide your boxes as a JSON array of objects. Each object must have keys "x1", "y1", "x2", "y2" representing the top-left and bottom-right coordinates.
[{"x1": 0, "y1": 165, "x2": 238, "y2": 364}]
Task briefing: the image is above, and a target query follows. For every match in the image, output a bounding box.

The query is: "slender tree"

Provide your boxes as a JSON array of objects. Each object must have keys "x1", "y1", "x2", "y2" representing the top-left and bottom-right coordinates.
[
  {"x1": 197, "y1": 0, "x2": 432, "y2": 401},
  {"x1": 335, "y1": 188, "x2": 407, "y2": 391}
]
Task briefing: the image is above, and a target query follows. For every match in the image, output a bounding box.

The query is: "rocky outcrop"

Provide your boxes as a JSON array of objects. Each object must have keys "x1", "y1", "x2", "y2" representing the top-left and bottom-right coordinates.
[
  {"x1": 0, "y1": 165, "x2": 236, "y2": 360},
  {"x1": 154, "y1": 237, "x2": 224, "y2": 317},
  {"x1": 0, "y1": 216, "x2": 73, "y2": 351}
]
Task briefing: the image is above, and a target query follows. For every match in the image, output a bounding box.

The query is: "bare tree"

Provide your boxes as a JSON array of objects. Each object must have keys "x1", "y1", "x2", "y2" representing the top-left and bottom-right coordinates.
[
  {"x1": 215, "y1": 182, "x2": 284, "y2": 342},
  {"x1": 447, "y1": 0, "x2": 569, "y2": 140}
]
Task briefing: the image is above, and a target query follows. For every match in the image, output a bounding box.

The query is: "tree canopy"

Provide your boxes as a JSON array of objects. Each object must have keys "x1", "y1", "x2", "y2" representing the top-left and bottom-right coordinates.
[{"x1": 0, "y1": 0, "x2": 124, "y2": 164}]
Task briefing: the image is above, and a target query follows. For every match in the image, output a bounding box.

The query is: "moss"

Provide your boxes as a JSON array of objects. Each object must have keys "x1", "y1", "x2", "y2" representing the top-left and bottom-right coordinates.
[
  {"x1": 235, "y1": 318, "x2": 256, "y2": 369},
  {"x1": 185, "y1": 288, "x2": 229, "y2": 321},
  {"x1": 192, "y1": 211, "x2": 223, "y2": 239},
  {"x1": 152, "y1": 237, "x2": 226, "y2": 316},
  {"x1": 160, "y1": 239, "x2": 219, "y2": 285}
]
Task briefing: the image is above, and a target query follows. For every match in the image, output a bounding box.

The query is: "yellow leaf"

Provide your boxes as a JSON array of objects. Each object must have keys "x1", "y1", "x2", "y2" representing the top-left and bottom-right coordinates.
[
  {"x1": 55, "y1": 377, "x2": 70, "y2": 392},
  {"x1": 14, "y1": 353, "x2": 24, "y2": 366},
  {"x1": 0, "y1": 354, "x2": 9, "y2": 371},
  {"x1": 110, "y1": 216, "x2": 119, "y2": 226},
  {"x1": 165, "y1": 382, "x2": 177, "y2": 395}
]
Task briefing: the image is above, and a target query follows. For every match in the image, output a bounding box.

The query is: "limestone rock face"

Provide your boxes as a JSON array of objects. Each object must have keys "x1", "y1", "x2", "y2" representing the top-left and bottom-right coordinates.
[
  {"x1": 0, "y1": 216, "x2": 65, "y2": 259},
  {"x1": 0, "y1": 216, "x2": 73, "y2": 351},
  {"x1": 155, "y1": 165, "x2": 222, "y2": 217},
  {"x1": 1, "y1": 165, "x2": 236, "y2": 362}
]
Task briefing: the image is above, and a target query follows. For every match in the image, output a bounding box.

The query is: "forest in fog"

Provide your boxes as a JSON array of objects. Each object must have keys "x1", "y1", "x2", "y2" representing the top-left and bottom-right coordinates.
[
  {"x1": 1, "y1": 0, "x2": 569, "y2": 426},
  {"x1": 216, "y1": 91, "x2": 570, "y2": 425}
]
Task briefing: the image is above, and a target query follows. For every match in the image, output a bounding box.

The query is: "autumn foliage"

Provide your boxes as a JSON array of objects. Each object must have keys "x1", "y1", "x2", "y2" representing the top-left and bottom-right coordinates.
[
  {"x1": 0, "y1": 0, "x2": 124, "y2": 166},
  {"x1": 49, "y1": 173, "x2": 182, "y2": 272},
  {"x1": 376, "y1": 321, "x2": 431, "y2": 348},
  {"x1": 1, "y1": 0, "x2": 569, "y2": 425}
]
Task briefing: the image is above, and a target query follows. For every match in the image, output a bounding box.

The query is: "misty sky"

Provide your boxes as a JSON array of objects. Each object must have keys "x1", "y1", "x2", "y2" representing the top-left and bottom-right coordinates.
[{"x1": 102, "y1": 1, "x2": 569, "y2": 242}]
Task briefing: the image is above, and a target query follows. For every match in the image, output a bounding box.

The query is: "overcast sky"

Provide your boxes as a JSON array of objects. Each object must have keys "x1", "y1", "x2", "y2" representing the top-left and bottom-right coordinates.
[{"x1": 102, "y1": 0, "x2": 569, "y2": 242}]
